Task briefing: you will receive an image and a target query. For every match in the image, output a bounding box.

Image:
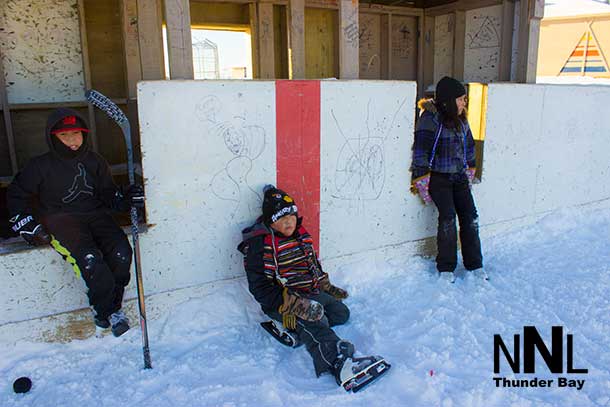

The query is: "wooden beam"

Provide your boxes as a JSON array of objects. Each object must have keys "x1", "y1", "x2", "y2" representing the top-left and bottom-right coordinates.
[
  {"x1": 288, "y1": 0, "x2": 306, "y2": 79},
  {"x1": 417, "y1": 15, "x2": 424, "y2": 96},
  {"x1": 425, "y1": 0, "x2": 502, "y2": 17},
  {"x1": 380, "y1": 14, "x2": 391, "y2": 79},
  {"x1": 164, "y1": 0, "x2": 194, "y2": 79},
  {"x1": 0, "y1": 48, "x2": 18, "y2": 174},
  {"x1": 452, "y1": 10, "x2": 465, "y2": 81},
  {"x1": 498, "y1": 0, "x2": 515, "y2": 81},
  {"x1": 422, "y1": 15, "x2": 435, "y2": 94},
  {"x1": 138, "y1": 0, "x2": 165, "y2": 80},
  {"x1": 249, "y1": 3, "x2": 260, "y2": 78},
  {"x1": 120, "y1": 0, "x2": 143, "y2": 99},
  {"x1": 338, "y1": 0, "x2": 359, "y2": 79},
  {"x1": 77, "y1": 0, "x2": 98, "y2": 152},
  {"x1": 258, "y1": 3, "x2": 276, "y2": 79},
  {"x1": 516, "y1": 0, "x2": 543, "y2": 83}
]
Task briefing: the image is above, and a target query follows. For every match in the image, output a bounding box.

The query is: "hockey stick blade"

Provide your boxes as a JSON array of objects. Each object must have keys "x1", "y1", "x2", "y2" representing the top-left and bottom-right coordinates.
[{"x1": 85, "y1": 90, "x2": 128, "y2": 125}]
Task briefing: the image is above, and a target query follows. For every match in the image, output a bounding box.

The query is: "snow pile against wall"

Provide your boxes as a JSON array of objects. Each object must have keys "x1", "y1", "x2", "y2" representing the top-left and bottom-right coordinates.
[{"x1": 1, "y1": 82, "x2": 609, "y2": 336}]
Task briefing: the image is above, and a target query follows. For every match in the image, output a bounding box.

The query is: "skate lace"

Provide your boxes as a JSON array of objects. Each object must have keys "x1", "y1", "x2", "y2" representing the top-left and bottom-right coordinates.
[{"x1": 110, "y1": 310, "x2": 128, "y2": 326}]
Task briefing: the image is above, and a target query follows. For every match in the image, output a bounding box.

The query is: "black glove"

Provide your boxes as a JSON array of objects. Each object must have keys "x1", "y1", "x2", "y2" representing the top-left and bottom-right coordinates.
[
  {"x1": 113, "y1": 184, "x2": 145, "y2": 212},
  {"x1": 10, "y1": 214, "x2": 51, "y2": 246}
]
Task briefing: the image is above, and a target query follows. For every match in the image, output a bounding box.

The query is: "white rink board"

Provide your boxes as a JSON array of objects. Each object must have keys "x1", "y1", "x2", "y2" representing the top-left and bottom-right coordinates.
[
  {"x1": 319, "y1": 81, "x2": 431, "y2": 257},
  {"x1": 138, "y1": 81, "x2": 276, "y2": 292}
]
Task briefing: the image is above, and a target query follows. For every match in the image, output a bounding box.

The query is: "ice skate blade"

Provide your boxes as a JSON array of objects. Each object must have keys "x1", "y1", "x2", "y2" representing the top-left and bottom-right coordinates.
[{"x1": 342, "y1": 358, "x2": 392, "y2": 393}]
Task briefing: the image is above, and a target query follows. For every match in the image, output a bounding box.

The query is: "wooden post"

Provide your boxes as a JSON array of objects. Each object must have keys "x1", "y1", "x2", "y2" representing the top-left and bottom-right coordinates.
[
  {"x1": 288, "y1": 0, "x2": 305, "y2": 79},
  {"x1": 0, "y1": 49, "x2": 18, "y2": 174},
  {"x1": 380, "y1": 14, "x2": 391, "y2": 79},
  {"x1": 417, "y1": 15, "x2": 425, "y2": 96},
  {"x1": 121, "y1": 0, "x2": 142, "y2": 99},
  {"x1": 452, "y1": 10, "x2": 465, "y2": 81},
  {"x1": 258, "y1": 2, "x2": 276, "y2": 79},
  {"x1": 338, "y1": 0, "x2": 359, "y2": 79},
  {"x1": 499, "y1": 0, "x2": 515, "y2": 81},
  {"x1": 164, "y1": 0, "x2": 194, "y2": 79},
  {"x1": 138, "y1": 0, "x2": 165, "y2": 80},
  {"x1": 422, "y1": 15, "x2": 435, "y2": 93},
  {"x1": 516, "y1": 0, "x2": 544, "y2": 83},
  {"x1": 250, "y1": 3, "x2": 260, "y2": 79},
  {"x1": 77, "y1": 0, "x2": 98, "y2": 152}
]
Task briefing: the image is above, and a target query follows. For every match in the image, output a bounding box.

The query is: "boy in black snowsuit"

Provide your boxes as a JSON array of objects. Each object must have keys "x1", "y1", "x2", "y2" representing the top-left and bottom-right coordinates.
[
  {"x1": 238, "y1": 185, "x2": 390, "y2": 391},
  {"x1": 7, "y1": 108, "x2": 143, "y2": 337}
]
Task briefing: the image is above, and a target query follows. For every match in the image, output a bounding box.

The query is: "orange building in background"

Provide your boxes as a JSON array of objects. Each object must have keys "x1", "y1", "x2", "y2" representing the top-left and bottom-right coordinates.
[{"x1": 538, "y1": 0, "x2": 610, "y2": 79}]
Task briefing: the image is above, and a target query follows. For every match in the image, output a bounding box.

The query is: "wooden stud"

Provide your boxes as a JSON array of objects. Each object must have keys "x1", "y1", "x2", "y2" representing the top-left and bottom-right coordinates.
[
  {"x1": 498, "y1": 0, "x2": 515, "y2": 81},
  {"x1": 339, "y1": 0, "x2": 359, "y2": 79},
  {"x1": 379, "y1": 14, "x2": 390, "y2": 79},
  {"x1": 452, "y1": 10, "x2": 465, "y2": 81},
  {"x1": 425, "y1": 0, "x2": 502, "y2": 17},
  {"x1": 258, "y1": 3, "x2": 276, "y2": 79},
  {"x1": 164, "y1": 0, "x2": 194, "y2": 79},
  {"x1": 516, "y1": 0, "x2": 543, "y2": 83},
  {"x1": 417, "y1": 15, "x2": 424, "y2": 97},
  {"x1": 138, "y1": 0, "x2": 165, "y2": 80},
  {"x1": 250, "y1": 3, "x2": 260, "y2": 78},
  {"x1": 120, "y1": 0, "x2": 143, "y2": 99},
  {"x1": 77, "y1": 0, "x2": 98, "y2": 152},
  {"x1": 422, "y1": 15, "x2": 435, "y2": 94},
  {"x1": 288, "y1": 0, "x2": 305, "y2": 79},
  {"x1": 0, "y1": 48, "x2": 18, "y2": 174}
]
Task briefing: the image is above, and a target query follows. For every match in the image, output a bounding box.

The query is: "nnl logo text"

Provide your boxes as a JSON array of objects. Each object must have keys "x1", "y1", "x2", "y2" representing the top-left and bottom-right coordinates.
[{"x1": 493, "y1": 326, "x2": 587, "y2": 390}]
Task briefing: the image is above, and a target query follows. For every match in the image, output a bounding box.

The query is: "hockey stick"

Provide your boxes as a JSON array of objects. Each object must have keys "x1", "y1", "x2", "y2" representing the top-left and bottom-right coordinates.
[{"x1": 85, "y1": 89, "x2": 152, "y2": 369}]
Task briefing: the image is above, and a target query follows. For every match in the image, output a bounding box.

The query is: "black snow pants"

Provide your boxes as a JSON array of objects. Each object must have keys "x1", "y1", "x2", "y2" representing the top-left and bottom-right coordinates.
[
  {"x1": 267, "y1": 292, "x2": 350, "y2": 377},
  {"x1": 428, "y1": 171, "x2": 483, "y2": 273},
  {"x1": 45, "y1": 211, "x2": 132, "y2": 320}
]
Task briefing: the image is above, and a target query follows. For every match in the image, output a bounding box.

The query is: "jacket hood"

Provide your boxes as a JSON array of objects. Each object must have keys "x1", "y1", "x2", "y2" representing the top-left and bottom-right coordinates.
[
  {"x1": 46, "y1": 108, "x2": 90, "y2": 159},
  {"x1": 417, "y1": 98, "x2": 437, "y2": 114},
  {"x1": 237, "y1": 216, "x2": 304, "y2": 254}
]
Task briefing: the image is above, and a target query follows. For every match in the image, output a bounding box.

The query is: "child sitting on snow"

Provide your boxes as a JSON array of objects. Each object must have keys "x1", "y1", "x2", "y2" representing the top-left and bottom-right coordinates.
[{"x1": 237, "y1": 185, "x2": 390, "y2": 392}]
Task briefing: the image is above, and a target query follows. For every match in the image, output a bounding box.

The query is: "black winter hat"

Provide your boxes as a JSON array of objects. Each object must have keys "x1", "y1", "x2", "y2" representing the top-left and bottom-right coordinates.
[
  {"x1": 435, "y1": 76, "x2": 466, "y2": 103},
  {"x1": 262, "y1": 184, "x2": 298, "y2": 225}
]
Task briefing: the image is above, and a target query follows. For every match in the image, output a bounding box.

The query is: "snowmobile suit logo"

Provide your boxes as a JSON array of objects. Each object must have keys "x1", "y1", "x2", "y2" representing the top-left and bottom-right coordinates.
[{"x1": 62, "y1": 163, "x2": 95, "y2": 203}]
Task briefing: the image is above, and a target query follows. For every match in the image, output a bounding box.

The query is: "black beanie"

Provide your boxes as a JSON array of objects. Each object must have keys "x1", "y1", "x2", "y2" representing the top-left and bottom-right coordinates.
[
  {"x1": 262, "y1": 184, "x2": 298, "y2": 225},
  {"x1": 435, "y1": 76, "x2": 466, "y2": 103}
]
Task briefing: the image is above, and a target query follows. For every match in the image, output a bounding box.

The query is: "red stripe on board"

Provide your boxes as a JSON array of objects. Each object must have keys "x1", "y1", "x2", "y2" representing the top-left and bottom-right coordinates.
[{"x1": 275, "y1": 81, "x2": 321, "y2": 251}]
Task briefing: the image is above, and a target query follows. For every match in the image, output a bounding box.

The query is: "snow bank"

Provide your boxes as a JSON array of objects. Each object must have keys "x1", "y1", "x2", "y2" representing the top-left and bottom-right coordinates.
[{"x1": 1, "y1": 204, "x2": 609, "y2": 406}]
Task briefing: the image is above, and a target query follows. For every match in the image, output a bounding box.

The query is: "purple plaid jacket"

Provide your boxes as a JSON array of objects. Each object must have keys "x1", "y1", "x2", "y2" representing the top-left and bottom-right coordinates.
[{"x1": 410, "y1": 99, "x2": 476, "y2": 180}]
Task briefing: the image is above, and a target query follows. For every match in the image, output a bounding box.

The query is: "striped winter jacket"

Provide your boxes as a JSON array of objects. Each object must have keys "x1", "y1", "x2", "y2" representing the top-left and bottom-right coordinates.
[{"x1": 237, "y1": 217, "x2": 328, "y2": 314}]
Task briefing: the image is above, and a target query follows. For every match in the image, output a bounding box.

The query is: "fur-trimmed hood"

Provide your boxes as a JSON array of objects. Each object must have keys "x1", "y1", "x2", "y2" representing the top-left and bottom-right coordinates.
[{"x1": 417, "y1": 98, "x2": 437, "y2": 114}]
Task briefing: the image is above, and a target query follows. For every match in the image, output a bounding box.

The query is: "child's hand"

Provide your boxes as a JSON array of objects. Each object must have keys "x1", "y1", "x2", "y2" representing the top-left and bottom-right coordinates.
[
  {"x1": 466, "y1": 167, "x2": 479, "y2": 185},
  {"x1": 411, "y1": 174, "x2": 432, "y2": 204},
  {"x1": 279, "y1": 289, "x2": 323, "y2": 330},
  {"x1": 10, "y1": 214, "x2": 51, "y2": 246},
  {"x1": 319, "y1": 277, "x2": 349, "y2": 300}
]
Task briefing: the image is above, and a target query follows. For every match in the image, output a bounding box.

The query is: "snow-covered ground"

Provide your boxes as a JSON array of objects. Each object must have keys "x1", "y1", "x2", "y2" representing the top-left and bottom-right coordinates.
[{"x1": 2, "y1": 204, "x2": 610, "y2": 406}]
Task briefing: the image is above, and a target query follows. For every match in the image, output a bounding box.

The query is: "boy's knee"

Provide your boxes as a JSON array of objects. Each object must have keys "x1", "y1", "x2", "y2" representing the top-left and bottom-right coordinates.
[{"x1": 329, "y1": 302, "x2": 350, "y2": 326}]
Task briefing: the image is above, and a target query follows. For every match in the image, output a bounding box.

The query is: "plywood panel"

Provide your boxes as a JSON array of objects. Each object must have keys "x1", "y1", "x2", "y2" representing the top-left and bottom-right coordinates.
[
  {"x1": 0, "y1": 0, "x2": 85, "y2": 103},
  {"x1": 274, "y1": 5, "x2": 289, "y2": 79},
  {"x1": 305, "y1": 8, "x2": 338, "y2": 79},
  {"x1": 391, "y1": 15, "x2": 417, "y2": 80},
  {"x1": 190, "y1": 2, "x2": 249, "y2": 27},
  {"x1": 84, "y1": 0, "x2": 127, "y2": 98},
  {"x1": 359, "y1": 13, "x2": 381, "y2": 79},
  {"x1": 434, "y1": 13, "x2": 454, "y2": 83},
  {"x1": 464, "y1": 5, "x2": 502, "y2": 83},
  {"x1": 0, "y1": 115, "x2": 11, "y2": 176}
]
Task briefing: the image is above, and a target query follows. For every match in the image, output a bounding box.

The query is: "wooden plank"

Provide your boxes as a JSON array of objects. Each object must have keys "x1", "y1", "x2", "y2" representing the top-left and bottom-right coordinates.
[
  {"x1": 164, "y1": 0, "x2": 194, "y2": 79},
  {"x1": 422, "y1": 15, "x2": 435, "y2": 94},
  {"x1": 138, "y1": 0, "x2": 165, "y2": 80},
  {"x1": 498, "y1": 0, "x2": 514, "y2": 81},
  {"x1": 452, "y1": 10, "x2": 465, "y2": 80},
  {"x1": 120, "y1": 0, "x2": 142, "y2": 99},
  {"x1": 250, "y1": 3, "x2": 260, "y2": 78},
  {"x1": 380, "y1": 14, "x2": 391, "y2": 79},
  {"x1": 77, "y1": 0, "x2": 98, "y2": 152},
  {"x1": 339, "y1": 0, "x2": 359, "y2": 79},
  {"x1": 305, "y1": 8, "x2": 338, "y2": 78},
  {"x1": 391, "y1": 15, "x2": 418, "y2": 80},
  {"x1": 190, "y1": 2, "x2": 250, "y2": 26},
  {"x1": 425, "y1": 0, "x2": 502, "y2": 17},
  {"x1": 258, "y1": 3, "x2": 276, "y2": 78},
  {"x1": 516, "y1": 0, "x2": 542, "y2": 83},
  {"x1": 289, "y1": 0, "x2": 306, "y2": 79},
  {"x1": 274, "y1": 5, "x2": 289, "y2": 78},
  {"x1": 0, "y1": 48, "x2": 18, "y2": 174},
  {"x1": 359, "y1": 3, "x2": 423, "y2": 16},
  {"x1": 9, "y1": 100, "x2": 126, "y2": 111},
  {"x1": 417, "y1": 15, "x2": 424, "y2": 97},
  {"x1": 360, "y1": 13, "x2": 382, "y2": 79}
]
